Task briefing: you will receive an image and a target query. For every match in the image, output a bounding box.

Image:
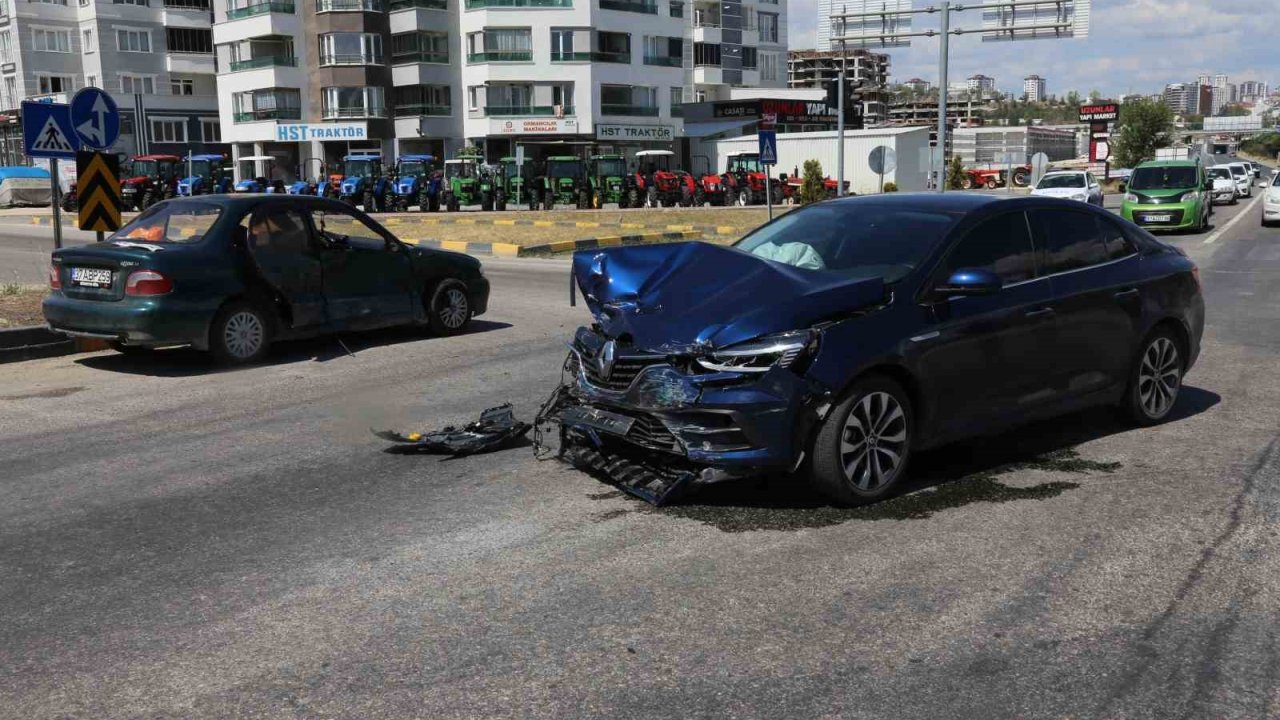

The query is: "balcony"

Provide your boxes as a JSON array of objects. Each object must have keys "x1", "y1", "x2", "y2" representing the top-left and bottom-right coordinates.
[
  {"x1": 550, "y1": 51, "x2": 591, "y2": 62},
  {"x1": 599, "y1": 0, "x2": 656, "y2": 12},
  {"x1": 323, "y1": 105, "x2": 388, "y2": 119},
  {"x1": 316, "y1": 0, "x2": 385, "y2": 11},
  {"x1": 467, "y1": 0, "x2": 570, "y2": 6},
  {"x1": 485, "y1": 105, "x2": 573, "y2": 116},
  {"x1": 228, "y1": 54, "x2": 297, "y2": 71},
  {"x1": 225, "y1": 0, "x2": 295, "y2": 19},
  {"x1": 467, "y1": 51, "x2": 532, "y2": 63},
  {"x1": 591, "y1": 50, "x2": 630, "y2": 64},
  {"x1": 234, "y1": 108, "x2": 301, "y2": 122},
  {"x1": 643, "y1": 55, "x2": 681, "y2": 67},
  {"x1": 389, "y1": 0, "x2": 446, "y2": 7},
  {"x1": 165, "y1": 0, "x2": 211, "y2": 7},
  {"x1": 393, "y1": 103, "x2": 451, "y2": 116},
  {"x1": 600, "y1": 104, "x2": 658, "y2": 116},
  {"x1": 391, "y1": 50, "x2": 448, "y2": 64},
  {"x1": 319, "y1": 53, "x2": 385, "y2": 66}
]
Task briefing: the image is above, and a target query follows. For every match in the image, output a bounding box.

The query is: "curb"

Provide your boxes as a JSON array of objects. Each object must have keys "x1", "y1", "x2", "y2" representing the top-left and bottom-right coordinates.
[
  {"x1": 382, "y1": 215, "x2": 744, "y2": 237},
  {"x1": 0, "y1": 325, "x2": 116, "y2": 364},
  {"x1": 517, "y1": 230, "x2": 703, "y2": 257}
]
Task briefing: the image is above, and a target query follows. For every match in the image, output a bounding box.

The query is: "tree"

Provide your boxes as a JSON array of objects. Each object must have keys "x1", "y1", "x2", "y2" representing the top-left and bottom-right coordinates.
[
  {"x1": 798, "y1": 159, "x2": 827, "y2": 205},
  {"x1": 946, "y1": 154, "x2": 967, "y2": 190},
  {"x1": 1088, "y1": 89, "x2": 1102, "y2": 102},
  {"x1": 1065, "y1": 90, "x2": 1082, "y2": 107},
  {"x1": 1111, "y1": 99, "x2": 1174, "y2": 168}
]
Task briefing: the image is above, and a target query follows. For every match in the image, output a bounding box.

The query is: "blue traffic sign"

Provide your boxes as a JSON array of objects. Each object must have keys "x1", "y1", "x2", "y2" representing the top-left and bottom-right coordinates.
[
  {"x1": 70, "y1": 87, "x2": 120, "y2": 150},
  {"x1": 758, "y1": 130, "x2": 777, "y2": 166},
  {"x1": 22, "y1": 101, "x2": 78, "y2": 159}
]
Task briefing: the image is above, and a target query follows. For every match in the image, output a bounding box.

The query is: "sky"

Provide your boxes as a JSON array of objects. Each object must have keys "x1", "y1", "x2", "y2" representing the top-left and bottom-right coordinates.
[{"x1": 787, "y1": 0, "x2": 1280, "y2": 98}]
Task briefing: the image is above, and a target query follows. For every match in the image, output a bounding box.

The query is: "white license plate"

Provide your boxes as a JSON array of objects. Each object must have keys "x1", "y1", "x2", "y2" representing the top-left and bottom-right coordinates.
[
  {"x1": 70, "y1": 267, "x2": 113, "y2": 288},
  {"x1": 1144, "y1": 214, "x2": 1172, "y2": 223}
]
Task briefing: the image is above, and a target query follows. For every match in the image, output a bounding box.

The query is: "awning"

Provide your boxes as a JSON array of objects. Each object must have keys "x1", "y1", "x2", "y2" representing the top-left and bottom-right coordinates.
[{"x1": 681, "y1": 119, "x2": 756, "y2": 140}]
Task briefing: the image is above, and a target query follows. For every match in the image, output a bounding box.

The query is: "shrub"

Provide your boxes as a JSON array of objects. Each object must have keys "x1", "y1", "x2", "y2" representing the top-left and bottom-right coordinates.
[
  {"x1": 798, "y1": 159, "x2": 828, "y2": 205},
  {"x1": 882, "y1": 181, "x2": 898, "y2": 193}
]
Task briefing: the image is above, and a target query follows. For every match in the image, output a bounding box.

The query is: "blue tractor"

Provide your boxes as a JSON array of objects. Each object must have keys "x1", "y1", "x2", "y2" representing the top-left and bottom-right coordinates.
[
  {"x1": 232, "y1": 155, "x2": 286, "y2": 193},
  {"x1": 337, "y1": 153, "x2": 392, "y2": 212},
  {"x1": 176, "y1": 154, "x2": 232, "y2": 197},
  {"x1": 391, "y1": 154, "x2": 442, "y2": 212}
]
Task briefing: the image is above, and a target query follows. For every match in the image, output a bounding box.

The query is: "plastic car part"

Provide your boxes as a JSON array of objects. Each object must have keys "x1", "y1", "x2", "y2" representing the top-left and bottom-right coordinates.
[
  {"x1": 560, "y1": 430, "x2": 695, "y2": 506},
  {"x1": 375, "y1": 403, "x2": 530, "y2": 456}
]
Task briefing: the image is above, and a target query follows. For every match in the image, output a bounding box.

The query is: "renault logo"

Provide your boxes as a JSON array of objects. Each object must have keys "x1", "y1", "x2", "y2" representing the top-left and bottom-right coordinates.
[{"x1": 596, "y1": 340, "x2": 617, "y2": 381}]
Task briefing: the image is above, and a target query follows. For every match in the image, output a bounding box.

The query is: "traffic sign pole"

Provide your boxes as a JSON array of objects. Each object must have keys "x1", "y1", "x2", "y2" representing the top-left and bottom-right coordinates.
[
  {"x1": 50, "y1": 158, "x2": 62, "y2": 249},
  {"x1": 765, "y1": 161, "x2": 774, "y2": 221}
]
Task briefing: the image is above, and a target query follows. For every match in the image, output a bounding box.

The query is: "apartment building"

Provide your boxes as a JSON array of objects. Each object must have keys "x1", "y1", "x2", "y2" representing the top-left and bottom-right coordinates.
[
  {"x1": 967, "y1": 74, "x2": 995, "y2": 95},
  {"x1": 0, "y1": 0, "x2": 225, "y2": 165},
  {"x1": 1022, "y1": 74, "x2": 1045, "y2": 102},
  {"x1": 786, "y1": 48, "x2": 889, "y2": 125},
  {"x1": 212, "y1": 0, "x2": 787, "y2": 182}
]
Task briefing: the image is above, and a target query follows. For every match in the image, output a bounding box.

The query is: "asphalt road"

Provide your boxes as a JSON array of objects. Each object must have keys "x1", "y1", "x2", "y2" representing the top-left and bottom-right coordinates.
[{"x1": 2, "y1": 191, "x2": 1279, "y2": 719}]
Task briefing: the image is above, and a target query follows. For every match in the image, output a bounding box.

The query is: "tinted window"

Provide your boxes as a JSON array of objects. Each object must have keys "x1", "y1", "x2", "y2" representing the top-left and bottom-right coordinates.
[
  {"x1": 112, "y1": 201, "x2": 221, "y2": 244},
  {"x1": 248, "y1": 207, "x2": 311, "y2": 255},
  {"x1": 938, "y1": 211, "x2": 1036, "y2": 285},
  {"x1": 1096, "y1": 216, "x2": 1135, "y2": 260},
  {"x1": 312, "y1": 208, "x2": 386, "y2": 248},
  {"x1": 1031, "y1": 209, "x2": 1109, "y2": 274},
  {"x1": 735, "y1": 202, "x2": 958, "y2": 282}
]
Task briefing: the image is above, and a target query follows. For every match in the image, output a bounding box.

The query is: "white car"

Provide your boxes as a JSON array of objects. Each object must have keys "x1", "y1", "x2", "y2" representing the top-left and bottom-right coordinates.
[
  {"x1": 1264, "y1": 173, "x2": 1280, "y2": 228},
  {"x1": 1206, "y1": 166, "x2": 1238, "y2": 205},
  {"x1": 1227, "y1": 162, "x2": 1252, "y2": 198},
  {"x1": 1030, "y1": 171, "x2": 1103, "y2": 206}
]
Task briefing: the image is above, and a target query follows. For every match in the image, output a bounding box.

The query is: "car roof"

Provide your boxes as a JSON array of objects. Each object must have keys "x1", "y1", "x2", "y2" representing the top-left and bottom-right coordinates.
[
  {"x1": 398, "y1": 154, "x2": 435, "y2": 161},
  {"x1": 826, "y1": 192, "x2": 1012, "y2": 213},
  {"x1": 134, "y1": 155, "x2": 180, "y2": 161},
  {"x1": 190, "y1": 154, "x2": 225, "y2": 161},
  {"x1": 1042, "y1": 170, "x2": 1085, "y2": 175},
  {"x1": 1136, "y1": 159, "x2": 1198, "y2": 167},
  {"x1": 635, "y1": 150, "x2": 673, "y2": 157}
]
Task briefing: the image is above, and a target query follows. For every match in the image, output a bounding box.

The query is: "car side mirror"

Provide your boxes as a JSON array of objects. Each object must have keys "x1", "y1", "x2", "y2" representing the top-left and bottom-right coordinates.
[{"x1": 935, "y1": 268, "x2": 1002, "y2": 297}]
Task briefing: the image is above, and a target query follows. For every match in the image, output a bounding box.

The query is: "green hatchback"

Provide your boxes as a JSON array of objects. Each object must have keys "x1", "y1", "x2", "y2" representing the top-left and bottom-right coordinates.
[
  {"x1": 43, "y1": 195, "x2": 490, "y2": 364},
  {"x1": 1121, "y1": 159, "x2": 1212, "y2": 232}
]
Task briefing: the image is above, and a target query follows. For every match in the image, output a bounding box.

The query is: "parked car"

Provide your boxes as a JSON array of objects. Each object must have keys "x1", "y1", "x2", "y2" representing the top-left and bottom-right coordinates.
[
  {"x1": 556, "y1": 194, "x2": 1204, "y2": 506},
  {"x1": 1121, "y1": 160, "x2": 1212, "y2": 232},
  {"x1": 1227, "y1": 162, "x2": 1253, "y2": 198},
  {"x1": 1030, "y1": 171, "x2": 1103, "y2": 206},
  {"x1": 43, "y1": 195, "x2": 490, "y2": 364},
  {"x1": 1264, "y1": 172, "x2": 1280, "y2": 228},
  {"x1": 1206, "y1": 166, "x2": 1238, "y2": 205}
]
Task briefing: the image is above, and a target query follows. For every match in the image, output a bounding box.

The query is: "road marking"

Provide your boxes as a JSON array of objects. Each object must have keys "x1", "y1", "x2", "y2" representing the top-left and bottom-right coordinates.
[{"x1": 1204, "y1": 193, "x2": 1263, "y2": 245}]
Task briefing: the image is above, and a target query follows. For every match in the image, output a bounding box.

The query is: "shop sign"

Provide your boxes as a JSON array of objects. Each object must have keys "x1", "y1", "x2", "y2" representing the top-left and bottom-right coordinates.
[
  {"x1": 595, "y1": 124, "x2": 674, "y2": 142},
  {"x1": 1078, "y1": 103, "x2": 1119, "y2": 123},
  {"x1": 491, "y1": 117, "x2": 580, "y2": 135},
  {"x1": 275, "y1": 122, "x2": 368, "y2": 141}
]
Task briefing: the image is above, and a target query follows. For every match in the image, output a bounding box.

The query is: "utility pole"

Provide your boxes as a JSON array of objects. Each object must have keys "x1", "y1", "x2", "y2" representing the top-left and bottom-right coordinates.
[
  {"x1": 936, "y1": 1, "x2": 950, "y2": 192},
  {"x1": 836, "y1": 8, "x2": 847, "y2": 197}
]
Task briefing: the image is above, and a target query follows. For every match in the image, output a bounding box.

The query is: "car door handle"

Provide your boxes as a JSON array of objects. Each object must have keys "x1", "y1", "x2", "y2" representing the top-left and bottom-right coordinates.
[
  {"x1": 1024, "y1": 307, "x2": 1055, "y2": 320},
  {"x1": 1113, "y1": 288, "x2": 1140, "y2": 301}
]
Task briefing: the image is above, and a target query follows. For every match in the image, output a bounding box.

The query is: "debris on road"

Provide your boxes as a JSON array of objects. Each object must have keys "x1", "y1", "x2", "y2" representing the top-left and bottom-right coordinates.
[{"x1": 376, "y1": 404, "x2": 530, "y2": 456}]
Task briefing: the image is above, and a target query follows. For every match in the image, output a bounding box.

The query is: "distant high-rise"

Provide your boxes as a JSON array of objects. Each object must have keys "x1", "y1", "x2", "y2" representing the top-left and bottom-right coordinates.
[
  {"x1": 967, "y1": 74, "x2": 997, "y2": 95},
  {"x1": 1023, "y1": 75, "x2": 1047, "y2": 102}
]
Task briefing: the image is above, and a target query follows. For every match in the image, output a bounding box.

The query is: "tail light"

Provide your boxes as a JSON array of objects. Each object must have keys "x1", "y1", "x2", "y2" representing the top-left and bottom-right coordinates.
[
  {"x1": 125, "y1": 270, "x2": 174, "y2": 296},
  {"x1": 48, "y1": 264, "x2": 61, "y2": 290}
]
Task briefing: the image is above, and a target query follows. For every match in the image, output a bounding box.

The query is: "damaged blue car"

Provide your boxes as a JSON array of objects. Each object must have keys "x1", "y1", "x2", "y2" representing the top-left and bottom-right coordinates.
[{"x1": 545, "y1": 193, "x2": 1204, "y2": 506}]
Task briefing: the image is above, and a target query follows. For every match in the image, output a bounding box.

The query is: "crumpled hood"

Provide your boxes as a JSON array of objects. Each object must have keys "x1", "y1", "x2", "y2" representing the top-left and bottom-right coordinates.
[{"x1": 572, "y1": 241, "x2": 886, "y2": 352}]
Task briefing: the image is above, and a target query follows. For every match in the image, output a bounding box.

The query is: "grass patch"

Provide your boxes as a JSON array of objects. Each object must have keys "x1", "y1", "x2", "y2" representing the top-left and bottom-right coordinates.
[{"x1": 0, "y1": 286, "x2": 48, "y2": 328}]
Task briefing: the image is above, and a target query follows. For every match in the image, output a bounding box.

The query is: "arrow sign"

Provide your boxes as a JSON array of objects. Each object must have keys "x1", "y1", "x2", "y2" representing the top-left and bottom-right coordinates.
[
  {"x1": 70, "y1": 87, "x2": 120, "y2": 151},
  {"x1": 77, "y1": 150, "x2": 122, "y2": 233},
  {"x1": 22, "y1": 101, "x2": 79, "y2": 159}
]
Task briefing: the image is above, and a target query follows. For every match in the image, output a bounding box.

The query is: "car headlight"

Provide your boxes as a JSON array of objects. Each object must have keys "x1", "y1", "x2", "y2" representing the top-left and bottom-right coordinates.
[
  {"x1": 1124, "y1": 192, "x2": 1138, "y2": 203},
  {"x1": 1179, "y1": 191, "x2": 1199, "y2": 202},
  {"x1": 1073, "y1": 193, "x2": 1088, "y2": 201},
  {"x1": 696, "y1": 330, "x2": 819, "y2": 374}
]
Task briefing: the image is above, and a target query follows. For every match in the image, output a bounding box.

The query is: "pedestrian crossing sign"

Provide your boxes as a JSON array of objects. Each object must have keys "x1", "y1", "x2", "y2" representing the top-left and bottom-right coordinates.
[{"x1": 22, "y1": 101, "x2": 79, "y2": 159}]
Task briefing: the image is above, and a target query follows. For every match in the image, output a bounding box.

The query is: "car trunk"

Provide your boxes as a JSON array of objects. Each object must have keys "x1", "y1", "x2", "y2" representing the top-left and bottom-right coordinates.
[{"x1": 53, "y1": 245, "x2": 161, "y2": 302}]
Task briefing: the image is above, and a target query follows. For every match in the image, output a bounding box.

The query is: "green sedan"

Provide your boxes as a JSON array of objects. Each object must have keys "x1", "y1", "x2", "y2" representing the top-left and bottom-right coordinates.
[{"x1": 43, "y1": 195, "x2": 490, "y2": 364}]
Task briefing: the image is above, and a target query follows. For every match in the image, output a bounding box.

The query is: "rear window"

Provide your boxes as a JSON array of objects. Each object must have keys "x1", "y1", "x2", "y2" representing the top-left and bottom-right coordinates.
[{"x1": 110, "y1": 201, "x2": 222, "y2": 244}]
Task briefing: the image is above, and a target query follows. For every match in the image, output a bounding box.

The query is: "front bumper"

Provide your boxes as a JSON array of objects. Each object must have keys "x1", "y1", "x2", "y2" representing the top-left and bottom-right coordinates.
[
  {"x1": 1264, "y1": 198, "x2": 1280, "y2": 223},
  {"x1": 1122, "y1": 203, "x2": 1196, "y2": 230},
  {"x1": 42, "y1": 293, "x2": 221, "y2": 349}
]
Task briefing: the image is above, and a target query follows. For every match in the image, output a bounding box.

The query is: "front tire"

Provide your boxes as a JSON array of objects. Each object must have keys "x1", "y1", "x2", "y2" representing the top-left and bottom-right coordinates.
[
  {"x1": 1122, "y1": 328, "x2": 1184, "y2": 425},
  {"x1": 737, "y1": 188, "x2": 751, "y2": 207},
  {"x1": 810, "y1": 375, "x2": 913, "y2": 506},
  {"x1": 209, "y1": 301, "x2": 271, "y2": 365},
  {"x1": 428, "y1": 279, "x2": 472, "y2": 336}
]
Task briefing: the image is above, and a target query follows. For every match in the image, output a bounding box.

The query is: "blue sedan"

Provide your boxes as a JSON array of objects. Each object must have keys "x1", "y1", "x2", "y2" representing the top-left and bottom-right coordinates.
[{"x1": 553, "y1": 193, "x2": 1204, "y2": 505}]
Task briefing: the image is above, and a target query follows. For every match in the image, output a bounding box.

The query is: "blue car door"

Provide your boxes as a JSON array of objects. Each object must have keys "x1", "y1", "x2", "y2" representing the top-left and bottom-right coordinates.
[
  {"x1": 1028, "y1": 208, "x2": 1144, "y2": 398},
  {"x1": 913, "y1": 210, "x2": 1060, "y2": 437}
]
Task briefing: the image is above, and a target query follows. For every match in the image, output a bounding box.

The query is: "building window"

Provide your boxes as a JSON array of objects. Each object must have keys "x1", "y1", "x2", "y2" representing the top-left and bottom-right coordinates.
[
  {"x1": 233, "y1": 88, "x2": 302, "y2": 121},
  {"x1": 468, "y1": 86, "x2": 479, "y2": 111},
  {"x1": 2, "y1": 77, "x2": 15, "y2": 110},
  {"x1": 166, "y1": 28, "x2": 213, "y2": 54},
  {"x1": 120, "y1": 74, "x2": 155, "y2": 94},
  {"x1": 33, "y1": 28, "x2": 72, "y2": 53},
  {"x1": 669, "y1": 86, "x2": 682, "y2": 114},
  {"x1": 758, "y1": 12, "x2": 778, "y2": 43},
  {"x1": 30, "y1": 0, "x2": 68, "y2": 5},
  {"x1": 150, "y1": 118, "x2": 187, "y2": 144},
  {"x1": 594, "y1": 30, "x2": 630, "y2": 63},
  {"x1": 392, "y1": 84, "x2": 451, "y2": 116},
  {"x1": 321, "y1": 86, "x2": 386, "y2": 118},
  {"x1": 115, "y1": 0, "x2": 150, "y2": 5},
  {"x1": 120, "y1": 113, "x2": 135, "y2": 134},
  {"x1": 117, "y1": 29, "x2": 152, "y2": 53},
  {"x1": 86, "y1": 75, "x2": 97, "y2": 87},
  {"x1": 669, "y1": 0, "x2": 681, "y2": 17},
  {"x1": 390, "y1": 31, "x2": 448, "y2": 64},
  {"x1": 82, "y1": 29, "x2": 94, "y2": 54},
  {"x1": 171, "y1": 78, "x2": 194, "y2": 95},
  {"x1": 0, "y1": 32, "x2": 11, "y2": 63},
  {"x1": 600, "y1": 84, "x2": 656, "y2": 115},
  {"x1": 200, "y1": 119, "x2": 221, "y2": 142},
  {"x1": 693, "y1": 42, "x2": 720, "y2": 67},
  {"x1": 79, "y1": 0, "x2": 89, "y2": 5},
  {"x1": 760, "y1": 51, "x2": 779, "y2": 81},
  {"x1": 643, "y1": 36, "x2": 681, "y2": 66},
  {"x1": 319, "y1": 32, "x2": 383, "y2": 65},
  {"x1": 551, "y1": 83, "x2": 572, "y2": 109},
  {"x1": 36, "y1": 74, "x2": 75, "y2": 94},
  {"x1": 467, "y1": 29, "x2": 532, "y2": 61},
  {"x1": 741, "y1": 46, "x2": 756, "y2": 70},
  {"x1": 549, "y1": 28, "x2": 575, "y2": 60}
]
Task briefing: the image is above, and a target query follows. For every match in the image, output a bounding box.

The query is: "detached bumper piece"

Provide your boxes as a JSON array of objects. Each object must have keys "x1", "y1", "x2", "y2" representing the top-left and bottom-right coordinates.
[
  {"x1": 561, "y1": 430, "x2": 695, "y2": 506},
  {"x1": 375, "y1": 403, "x2": 530, "y2": 456}
]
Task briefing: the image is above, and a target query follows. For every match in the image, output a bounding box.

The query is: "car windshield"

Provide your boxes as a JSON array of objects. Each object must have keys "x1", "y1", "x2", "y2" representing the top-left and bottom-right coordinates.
[
  {"x1": 344, "y1": 160, "x2": 377, "y2": 177},
  {"x1": 734, "y1": 202, "x2": 957, "y2": 282},
  {"x1": 1228, "y1": 165, "x2": 1246, "y2": 177},
  {"x1": 1273, "y1": 174, "x2": 1280, "y2": 187},
  {"x1": 446, "y1": 161, "x2": 474, "y2": 179},
  {"x1": 549, "y1": 160, "x2": 583, "y2": 178},
  {"x1": 594, "y1": 158, "x2": 627, "y2": 177},
  {"x1": 1129, "y1": 166, "x2": 1198, "y2": 190},
  {"x1": 1037, "y1": 174, "x2": 1085, "y2": 189},
  {"x1": 1209, "y1": 168, "x2": 1231, "y2": 179},
  {"x1": 398, "y1": 162, "x2": 427, "y2": 176},
  {"x1": 109, "y1": 202, "x2": 222, "y2": 244}
]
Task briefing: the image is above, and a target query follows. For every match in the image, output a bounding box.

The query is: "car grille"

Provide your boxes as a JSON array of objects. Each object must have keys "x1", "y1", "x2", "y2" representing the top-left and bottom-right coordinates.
[
  {"x1": 1135, "y1": 209, "x2": 1185, "y2": 226},
  {"x1": 568, "y1": 347, "x2": 667, "y2": 392},
  {"x1": 626, "y1": 414, "x2": 680, "y2": 452}
]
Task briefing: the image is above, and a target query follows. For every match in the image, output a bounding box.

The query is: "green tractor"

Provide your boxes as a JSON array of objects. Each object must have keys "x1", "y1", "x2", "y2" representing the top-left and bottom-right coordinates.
[
  {"x1": 498, "y1": 156, "x2": 534, "y2": 208},
  {"x1": 441, "y1": 152, "x2": 506, "y2": 212},
  {"x1": 588, "y1": 154, "x2": 629, "y2": 208},
  {"x1": 529, "y1": 155, "x2": 591, "y2": 210}
]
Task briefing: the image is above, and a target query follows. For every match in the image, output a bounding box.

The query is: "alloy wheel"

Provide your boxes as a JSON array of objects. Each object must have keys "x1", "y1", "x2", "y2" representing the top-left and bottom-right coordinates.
[
  {"x1": 839, "y1": 391, "x2": 908, "y2": 491},
  {"x1": 439, "y1": 288, "x2": 469, "y2": 329},
  {"x1": 223, "y1": 311, "x2": 264, "y2": 360},
  {"x1": 1138, "y1": 337, "x2": 1181, "y2": 419}
]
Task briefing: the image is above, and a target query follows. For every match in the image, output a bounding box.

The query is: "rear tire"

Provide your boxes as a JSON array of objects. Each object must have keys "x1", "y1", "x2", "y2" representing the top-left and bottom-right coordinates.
[
  {"x1": 427, "y1": 279, "x2": 472, "y2": 336},
  {"x1": 209, "y1": 301, "x2": 271, "y2": 365},
  {"x1": 810, "y1": 375, "x2": 914, "y2": 506},
  {"x1": 627, "y1": 187, "x2": 642, "y2": 209},
  {"x1": 1122, "y1": 326, "x2": 1184, "y2": 425}
]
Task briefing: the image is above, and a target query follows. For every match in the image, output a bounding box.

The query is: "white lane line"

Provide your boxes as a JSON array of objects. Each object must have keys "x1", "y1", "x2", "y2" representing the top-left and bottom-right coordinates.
[{"x1": 1204, "y1": 192, "x2": 1264, "y2": 245}]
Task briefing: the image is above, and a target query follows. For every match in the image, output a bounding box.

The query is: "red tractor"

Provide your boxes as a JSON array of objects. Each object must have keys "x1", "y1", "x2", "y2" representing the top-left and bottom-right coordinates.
[
  {"x1": 627, "y1": 150, "x2": 694, "y2": 207},
  {"x1": 959, "y1": 164, "x2": 1032, "y2": 190},
  {"x1": 781, "y1": 173, "x2": 849, "y2": 202},
  {"x1": 721, "y1": 152, "x2": 783, "y2": 206},
  {"x1": 119, "y1": 154, "x2": 181, "y2": 211},
  {"x1": 688, "y1": 156, "x2": 729, "y2": 206}
]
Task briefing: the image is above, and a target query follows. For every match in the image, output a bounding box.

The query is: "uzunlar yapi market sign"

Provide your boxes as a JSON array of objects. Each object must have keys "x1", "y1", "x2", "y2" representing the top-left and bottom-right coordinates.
[
  {"x1": 1079, "y1": 103, "x2": 1119, "y2": 123},
  {"x1": 709, "y1": 99, "x2": 838, "y2": 123}
]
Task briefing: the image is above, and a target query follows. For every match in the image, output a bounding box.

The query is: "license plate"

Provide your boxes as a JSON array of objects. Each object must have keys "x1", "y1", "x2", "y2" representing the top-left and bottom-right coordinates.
[
  {"x1": 562, "y1": 406, "x2": 635, "y2": 437},
  {"x1": 70, "y1": 267, "x2": 113, "y2": 288},
  {"x1": 1144, "y1": 214, "x2": 1172, "y2": 223}
]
